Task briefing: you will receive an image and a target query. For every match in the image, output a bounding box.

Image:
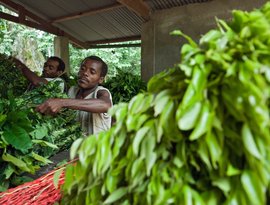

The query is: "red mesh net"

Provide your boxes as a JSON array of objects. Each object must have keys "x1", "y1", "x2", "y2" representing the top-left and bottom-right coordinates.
[{"x1": 0, "y1": 167, "x2": 66, "y2": 205}]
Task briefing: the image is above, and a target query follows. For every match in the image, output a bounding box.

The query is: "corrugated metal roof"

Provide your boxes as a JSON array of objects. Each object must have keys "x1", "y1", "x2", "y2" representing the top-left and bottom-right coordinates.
[
  {"x1": 0, "y1": 0, "x2": 212, "y2": 48},
  {"x1": 146, "y1": 0, "x2": 212, "y2": 10}
]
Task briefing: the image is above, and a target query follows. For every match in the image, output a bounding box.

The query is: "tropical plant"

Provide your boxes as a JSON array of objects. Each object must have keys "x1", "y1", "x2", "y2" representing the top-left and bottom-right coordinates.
[
  {"x1": 61, "y1": 2, "x2": 270, "y2": 205},
  {"x1": 0, "y1": 56, "x2": 83, "y2": 190},
  {"x1": 0, "y1": 54, "x2": 28, "y2": 98},
  {"x1": 104, "y1": 68, "x2": 146, "y2": 104},
  {"x1": 69, "y1": 43, "x2": 141, "y2": 77}
]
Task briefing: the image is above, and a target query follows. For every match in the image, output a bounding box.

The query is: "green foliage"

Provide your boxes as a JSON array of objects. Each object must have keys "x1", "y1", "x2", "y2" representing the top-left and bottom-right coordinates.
[
  {"x1": 104, "y1": 68, "x2": 146, "y2": 104},
  {"x1": 0, "y1": 6, "x2": 141, "y2": 77},
  {"x1": 69, "y1": 44, "x2": 141, "y2": 78},
  {"x1": 0, "y1": 59, "x2": 83, "y2": 190},
  {"x1": 61, "y1": 3, "x2": 270, "y2": 205},
  {"x1": 0, "y1": 54, "x2": 28, "y2": 98}
]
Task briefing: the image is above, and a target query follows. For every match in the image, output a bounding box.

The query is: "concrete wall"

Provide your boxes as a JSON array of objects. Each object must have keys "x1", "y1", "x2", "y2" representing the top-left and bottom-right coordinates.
[
  {"x1": 141, "y1": 0, "x2": 268, "y2": 81},
  {"x1": 54, "y1": 36, "x2": 70, "y2": 75}
]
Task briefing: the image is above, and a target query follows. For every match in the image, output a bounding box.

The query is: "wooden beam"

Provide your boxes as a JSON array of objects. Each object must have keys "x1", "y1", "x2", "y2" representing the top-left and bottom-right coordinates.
[
  {"x1": 117, "y1": 0, "x2": 150, "y2": 21},
  {"x1": 0, "y1": 11, "x2": 56, "y2": 34},
  {"x1": 85, "y1": 35, "x2": 141, "y2": 47},
  {"x1": 88, "y1": 43, "x2": 141, "y2": 49},
  {"x1": 0, "y1": 0, "x2": 86, "y2": 48},
  {"x1": 52, "y1": 3, "x2": 124, "y2": 23}
]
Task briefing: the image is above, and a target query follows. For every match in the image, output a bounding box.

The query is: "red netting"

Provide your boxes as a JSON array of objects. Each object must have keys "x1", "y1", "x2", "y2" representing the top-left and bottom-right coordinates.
[{"x1": 0, "y1": 167, "x2": 66, "y2": 205}]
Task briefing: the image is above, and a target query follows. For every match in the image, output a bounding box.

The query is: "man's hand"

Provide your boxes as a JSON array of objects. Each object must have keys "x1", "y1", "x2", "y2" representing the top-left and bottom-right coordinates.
[{"x1": 36, "y1": 99, "x2": 63, "y2": 115}]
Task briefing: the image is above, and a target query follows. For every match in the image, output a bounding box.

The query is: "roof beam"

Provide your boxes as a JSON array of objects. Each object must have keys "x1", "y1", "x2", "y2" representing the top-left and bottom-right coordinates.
[
  {"x1": 0, "y1": 0, "x2": 86, "y2": 48},
  {"x1": 51, "y1": 3, "x2": 124, "y2": 23},
  {"x1": 0, "y1": 11, "x2": 51, "y2": 32},
  {"x1": 85, "y1": 35, "x2": 141, "y2": 47},
  {"x1": 88, "y1": 43, "x2": 141, "y2": 49},
  {"x1": 117, "y1": 0, "x2": 150, "y2": 21}
]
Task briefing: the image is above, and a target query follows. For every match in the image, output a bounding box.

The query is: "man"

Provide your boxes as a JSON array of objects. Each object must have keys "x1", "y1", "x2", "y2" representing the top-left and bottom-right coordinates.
[
  {"x1": 36, "y1": 56, "x2": 112, "y2": 136},
  {"x1": 13, "y1": 56, "x2": 66, "y2": 92}
]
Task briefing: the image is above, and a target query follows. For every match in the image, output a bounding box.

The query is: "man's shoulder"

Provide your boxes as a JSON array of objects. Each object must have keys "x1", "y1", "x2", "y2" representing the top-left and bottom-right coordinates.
[
  {"x1": 45, "y1": 77, "x2": 64, "y2": 82},
  {"x1": 96, "y1": 86, "x2": 110, "y2": 93},
  {"x1": 68, "y1": 86, "x2": 79, "y2": 98}
]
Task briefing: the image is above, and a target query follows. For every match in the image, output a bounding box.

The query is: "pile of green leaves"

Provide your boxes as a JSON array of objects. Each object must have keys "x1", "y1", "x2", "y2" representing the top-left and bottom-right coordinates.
[
  {"x1": 0, "y1": 54, "x2": 28, "y2": 98},
  {"x1": 0, "y1": 79, "x2": 82, "y2": 190},
  {"x1": 61, "y1": 3, "x2": 270, "y2": 205},
  {"x1": 104, "y1": 68, "x2": 146, "y2": 104}
]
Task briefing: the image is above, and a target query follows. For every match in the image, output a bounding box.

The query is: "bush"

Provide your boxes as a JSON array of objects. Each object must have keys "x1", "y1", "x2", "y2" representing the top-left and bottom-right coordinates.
[{"x1": 104, "y1": 68, "x2": 146, "y2": 104}]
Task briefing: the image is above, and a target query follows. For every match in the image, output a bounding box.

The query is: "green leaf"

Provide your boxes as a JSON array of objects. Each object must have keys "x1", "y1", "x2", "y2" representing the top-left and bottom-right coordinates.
[
  {"x1": 241, "y1": 170, "x2": 265, "y2": 205},
  {"x1": 30, "y1": 125, "x2": 48, "y2": 139},
  {"x1": 133, "y1": 126, "x2": 150, "y2": 156},
  {"x1": 3, "y1": 164, "x2": 15, "y2": 179},
  {"x1": 190, "y1": 102, "x2": 213, "y2": 141},
  {"x1": 105, "y1": 173, "x2": 118, "y2": 193},
  {"x1": 32, "y1": 139, "x2": 58, "y2": 149},
  {"x1": 2, "y1": 153, "x2": 31, "y2": 172},
  {"x1": 128, "y1": 93, "x2": 145, "y2": 114},
  {"x1": 206, "y1": 132, "x2": 222, "y2": 168},
  {"x1": 177, "y1": 101, "x2": 202, "y2": 130},
  {"x1": 3, "y1": 124, "x2": 32, "y2": 152},
  {"x1": 53, "y1": 168, "x2": 64, "y2": 188},
  {"x1": 153, "y1": 90, "x2": 170, "y2": 116},
  {"x1": 171, "y1": 30, "x2": 197, "y2": 48},
  {"x1": 31, "y1": 152, "x2": 52, "y2": 164},
  {"x1": 212, "y1": 178, "x2": 231, "y2": 196},
  {"x1": 104, "y1": 187, "x2": 128, "y2": 204},
  {"x1": 200, "y1": 29, "x2": 222, "y2": 44},
  {"x1": 70, "y1": 138, "x2": 83, "y2": 160},
  {"x1": 241, "y1": 124, "x2": 261, "y2": 159},
  {"x1": 226, "y1": 164, "x2": 241, "y2": 176},
  {"x1": 0, "y1": 114, "x2": 7, "y2": 127},
  {"x1": 183, "y1": 185, "x2": 192, "y2": 205}
]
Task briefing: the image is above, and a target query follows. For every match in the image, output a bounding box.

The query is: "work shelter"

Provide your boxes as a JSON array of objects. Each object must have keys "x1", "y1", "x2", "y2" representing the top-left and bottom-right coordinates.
[{"x1": 0, "y1": 0, "x2": 266, "y2": 80}]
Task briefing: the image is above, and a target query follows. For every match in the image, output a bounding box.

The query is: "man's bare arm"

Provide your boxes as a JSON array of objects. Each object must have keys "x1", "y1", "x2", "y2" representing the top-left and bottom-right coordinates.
[
  {"x1": 36, "y1": 90, "x2": 112, "y2": 115},
  {"x1": 12, "y1": 57, "x2": 48, "y2": 86}
]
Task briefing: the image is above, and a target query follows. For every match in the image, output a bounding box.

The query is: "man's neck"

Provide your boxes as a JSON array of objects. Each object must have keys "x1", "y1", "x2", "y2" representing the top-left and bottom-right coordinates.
[{"x1": 78, "y1": 85, "x2": 98, "y2": 99}]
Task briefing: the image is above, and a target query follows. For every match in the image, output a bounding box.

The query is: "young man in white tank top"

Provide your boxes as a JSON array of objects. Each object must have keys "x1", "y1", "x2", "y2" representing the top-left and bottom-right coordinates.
[{"x1": 36, "y1": 56, "x2": 112, "y2": 136}]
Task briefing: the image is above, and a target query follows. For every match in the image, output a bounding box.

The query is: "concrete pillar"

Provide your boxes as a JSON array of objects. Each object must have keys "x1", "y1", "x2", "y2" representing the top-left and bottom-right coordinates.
[
  {"x1": 54, "y1": 36, "x2": 70, "y2": 75},
  {"x1": 141, "y1": 0, "x2": 267, "y2": 81}
]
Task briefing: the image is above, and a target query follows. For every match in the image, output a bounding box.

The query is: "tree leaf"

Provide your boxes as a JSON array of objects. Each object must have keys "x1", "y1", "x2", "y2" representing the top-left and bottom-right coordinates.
[
  {"x1": 53, "y1": 168, "x2": 64, "y2": 188},
  {"x1": 177, "y1": 101, "x2": 202, "y2": 130},
  {"x1": 70, "y1": 138, "x2": 83, "y2": 160},
  {"x1": 104, "y1": 187, "x2": 128, "y2": 204},
  {"x1": 3, "y1": 124, "x2": 32, "y2": 152},
  {"x1": 133, "y1": 126, "x2": 150, "y2": 156},
  {"x1": 2, "y1": 153, "x2": 30, "y2": 172},
  {"x1": 190, "y1": 102, "x2": 213, "y2": 141},
  {"x1": 241, "y1": 170, "x2": 264, "y2": 205},
  {"x1": 241, "y1": 123, "x2": 261, "y2": 159},
  {"x1": 32, "y1": 152, "x2": 52, "y2": 164}
]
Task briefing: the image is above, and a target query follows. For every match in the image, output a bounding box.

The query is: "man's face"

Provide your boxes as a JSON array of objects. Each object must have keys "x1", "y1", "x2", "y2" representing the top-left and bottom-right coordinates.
[
  {"x1": 42, "y1": 59, "x2": 61, "y2": 78},
  {"x1": 78, "y1": 59, "x2": 104, "y2": 89}
]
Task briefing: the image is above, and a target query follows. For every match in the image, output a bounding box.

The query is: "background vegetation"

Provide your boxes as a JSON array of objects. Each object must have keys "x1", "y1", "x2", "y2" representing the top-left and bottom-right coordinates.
[{"x1": 0, "y1": 6, "x2": 141, "y2": 77}]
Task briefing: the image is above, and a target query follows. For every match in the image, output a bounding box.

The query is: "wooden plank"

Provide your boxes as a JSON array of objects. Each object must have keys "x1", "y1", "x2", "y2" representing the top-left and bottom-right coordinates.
[
  {"x1": 117, "y1": 0, "x2": 150, "y2": 20},
  {"x1": 85, "y1": 35, "x2": 141, "y2": 46},
  {"x1": 88, "y1": 43, "x2": 141, "y2": 49}
]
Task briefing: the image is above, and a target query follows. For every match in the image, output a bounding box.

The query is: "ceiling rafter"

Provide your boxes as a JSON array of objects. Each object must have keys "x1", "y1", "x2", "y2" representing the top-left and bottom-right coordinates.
[
  {"x1": 51, "y1": 3, "x2": 124, "y2": 23},
  {"x1": 117, "y1": 0, "x2": 151, "y2": 21},
  {"x1": 85, "y1": 35, "x2": 141, "y2": 47},
  {"x1": 0, "y1": 0, "x2": 86, "y2": 48}
]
